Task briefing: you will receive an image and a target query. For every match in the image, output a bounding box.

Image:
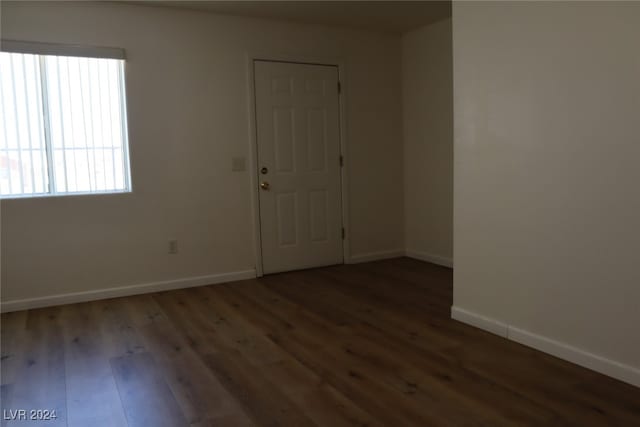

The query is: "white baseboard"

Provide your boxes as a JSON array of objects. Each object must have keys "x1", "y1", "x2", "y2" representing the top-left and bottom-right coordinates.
[
  {"x1": 347, "y1": 249, "x2": 453, "y2": 267},
  {"x1": 451, "y1": 306, "x2": 508, "y2": 337},
  {"x1": 451, "y1": 305, "x2": 640, "y2": 388},
  {"x1": 0, "y1": 269, "x2": 256, "y2": 313},
  {"x1": 405, "y1": 249, "x2": 453, "y2": 268},
  {"x1": 508, "y1": 327, "x2": 640, "y2": 389},
  {"x1": 346, "y1": 249, "x2": 405, "y2": 264}
]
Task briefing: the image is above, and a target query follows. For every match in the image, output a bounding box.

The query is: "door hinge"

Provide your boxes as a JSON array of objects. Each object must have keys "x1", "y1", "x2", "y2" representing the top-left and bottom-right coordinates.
[
  {"x1": 339, "y1": 155, "x2": 344, "y2": 167},
  {"x1": 337, "y1": 81, "x2": 341, "y2": 94},
  {"x1": 342, "y1": 227, "x2": 346, "y2": 240}
]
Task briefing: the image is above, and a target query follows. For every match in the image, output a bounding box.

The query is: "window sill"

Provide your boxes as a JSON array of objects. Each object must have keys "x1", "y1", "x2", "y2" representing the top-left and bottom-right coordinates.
[{"x1": 0, "y1": 189, "x2": 133, "y2": 201}]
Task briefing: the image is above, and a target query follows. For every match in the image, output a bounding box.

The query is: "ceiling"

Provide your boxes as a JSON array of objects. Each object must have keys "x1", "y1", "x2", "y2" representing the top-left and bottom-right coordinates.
[{"x1": 129, "y1": 1, "x2": 451, "y2": 34}]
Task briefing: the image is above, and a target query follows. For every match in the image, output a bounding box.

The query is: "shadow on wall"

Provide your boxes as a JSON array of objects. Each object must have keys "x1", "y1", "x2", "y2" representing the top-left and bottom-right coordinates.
[{"x1": 402, "y1": 12, "x2": 453, "y2": 268}]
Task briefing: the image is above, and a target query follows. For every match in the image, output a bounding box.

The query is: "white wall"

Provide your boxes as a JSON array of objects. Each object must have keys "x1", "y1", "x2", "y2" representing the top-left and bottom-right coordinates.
[
  {"x1": 0, "y1": 1, "x2": 404, "y2": 306},
  {"x1": 402, "y1": 18, "x2": 453, "y2": 267},
  {"x1": 453, "y1": 2, "x2": 640, "y2": 385}
]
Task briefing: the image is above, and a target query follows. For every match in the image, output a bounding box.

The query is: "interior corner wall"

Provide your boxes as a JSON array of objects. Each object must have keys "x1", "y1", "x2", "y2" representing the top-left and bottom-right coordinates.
[
  {"x1": 402, "y1": 18, "x2": 453, "y2": 266},
  {"x1": 0, "y1": 1, "x2": 403, "y2": 307},
  {"x1": 453, "y1": 1, "x2": 640, "y2": 384}
]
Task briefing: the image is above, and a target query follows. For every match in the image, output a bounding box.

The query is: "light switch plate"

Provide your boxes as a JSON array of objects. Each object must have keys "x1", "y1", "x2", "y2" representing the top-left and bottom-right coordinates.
[{"x1": 231, "y1": 157, "x2": 246, "y2": 172}]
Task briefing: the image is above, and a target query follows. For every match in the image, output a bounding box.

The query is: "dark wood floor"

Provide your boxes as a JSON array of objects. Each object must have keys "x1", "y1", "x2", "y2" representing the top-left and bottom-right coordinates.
[{"x1": 1, "y1": 258, "x2": 639, "y2": 426}]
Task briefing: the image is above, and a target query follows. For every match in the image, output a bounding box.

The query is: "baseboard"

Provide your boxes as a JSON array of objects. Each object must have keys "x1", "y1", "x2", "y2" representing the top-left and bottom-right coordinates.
[
  {"x1": 451, "y1": 306, "x2": 508, "y2": 337},
  {"x1": 405, "y1": 249, "x2": 453, "y2": 268},
  {"x1": 508, "y1": 327, "x2": 640, "y2": 388},
  {"x1": 346, "y1": 249, "x2": 405, "y2": 264},
  {"x1": 347, "y1": 249, "x2": 454, "y2": 267},
  {"x1": 0, "y1": 269, "x2": 256, "y2": 313},
  {"x1": 451, "y1": 306, "x2": 640, "y2": 388}
]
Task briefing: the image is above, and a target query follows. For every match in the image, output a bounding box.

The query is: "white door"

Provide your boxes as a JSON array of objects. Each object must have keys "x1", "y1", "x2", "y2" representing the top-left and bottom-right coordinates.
[{"x1": 254, "y1": 60, "x2": 343, "y2": 274}]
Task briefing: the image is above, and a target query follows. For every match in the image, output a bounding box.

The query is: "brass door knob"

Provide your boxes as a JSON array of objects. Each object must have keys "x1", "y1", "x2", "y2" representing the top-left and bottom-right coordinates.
[{"x1": 260, "y1": 182, "x2": 270, "y2": 190}]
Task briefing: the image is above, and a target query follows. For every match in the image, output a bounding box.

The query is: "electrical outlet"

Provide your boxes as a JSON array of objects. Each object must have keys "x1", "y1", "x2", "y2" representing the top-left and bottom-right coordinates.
[{"x1": 168, "y1": 239, "x2": 178, "y2": 254}]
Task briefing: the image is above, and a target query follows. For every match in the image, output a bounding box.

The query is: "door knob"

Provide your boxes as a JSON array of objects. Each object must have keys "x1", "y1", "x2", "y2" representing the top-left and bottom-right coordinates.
[{"x1": 260, "y1": 181, "x2": 270, "y2": 190}]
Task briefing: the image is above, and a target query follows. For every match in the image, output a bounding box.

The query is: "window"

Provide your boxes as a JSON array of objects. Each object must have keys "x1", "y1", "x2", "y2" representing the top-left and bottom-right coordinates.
[{"x1": 0, "y1": 43, "x2": 131, "y2": 198}]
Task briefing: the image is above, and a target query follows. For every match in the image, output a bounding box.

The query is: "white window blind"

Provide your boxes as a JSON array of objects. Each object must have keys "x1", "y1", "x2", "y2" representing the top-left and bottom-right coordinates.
[{"x1": 0, "y1": 46, "x2": 130, "y2": 198}]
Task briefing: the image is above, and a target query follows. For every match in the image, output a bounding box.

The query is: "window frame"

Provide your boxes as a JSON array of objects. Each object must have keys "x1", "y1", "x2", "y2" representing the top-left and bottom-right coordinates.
[{"x1": 0, "y1": 40, "x2": 132, "y2": 199}]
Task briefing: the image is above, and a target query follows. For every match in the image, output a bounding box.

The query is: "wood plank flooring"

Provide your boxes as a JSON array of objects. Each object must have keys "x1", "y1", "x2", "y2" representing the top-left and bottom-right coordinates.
[{"x1": 1, "y1": 257, "x2": 639, "y2": 426}]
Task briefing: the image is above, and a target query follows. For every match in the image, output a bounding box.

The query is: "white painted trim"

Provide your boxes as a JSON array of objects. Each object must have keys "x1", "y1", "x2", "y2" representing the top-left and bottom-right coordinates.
[
  {"x1": 0, "y1": 269, "x2": 256, "y2": 313},
  {"x1": 451, "y1": 306, "x2": 640, "y2": 388},
  {"x1": 2, "y1": 39, "x2": 126, "y2": 59},
  {"x1": 405, "y1": 249, "x2": 453, "y2": 268},
  {"x1": 245, "y1": 51, "x2": 350, "y2": 273},
  {"x1": 245, "y1": 53, "x2": 264, "y2": 277},
  {"x1": 337, "y1": 62, "x2": 351, "y2": 266},
  {"x1": 346, "y1": 249, "x2": 405, "y2": 264},
  {"x1": 508, "y1": 327, "x2": 640, "y2": 389},
  {"x1": 451, "y1": 306, "x2": 508, "y2": 337}
]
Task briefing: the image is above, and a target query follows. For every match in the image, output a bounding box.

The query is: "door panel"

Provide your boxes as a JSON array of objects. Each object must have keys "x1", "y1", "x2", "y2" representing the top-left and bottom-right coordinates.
[
  {"x1": 254, "y1": 60, "x2": 343, "y2": 274},
  {"x1": 309, "y1": 189, "x2": 329, "y2": 242},
  {"x1": 273, "y1": 108, "x2": 295, "y2": 173},
  {"x1": 307, "y1": 108, "x2": 327, "y2": 172},
  {"x1": 276, "y1": 192, "x2": 298, "y2": 246}
]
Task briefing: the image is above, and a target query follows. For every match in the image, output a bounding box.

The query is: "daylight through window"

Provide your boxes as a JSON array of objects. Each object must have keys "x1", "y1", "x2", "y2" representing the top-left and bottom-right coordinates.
[{"x1": 0, "y1": 50, "x2": 131, "y2": 198}]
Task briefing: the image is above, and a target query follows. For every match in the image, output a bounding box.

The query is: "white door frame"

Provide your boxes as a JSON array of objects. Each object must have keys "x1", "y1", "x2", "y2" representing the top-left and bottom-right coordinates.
[{"x1": 246, "y1": 52, "x2": 350, "y2": 277}]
